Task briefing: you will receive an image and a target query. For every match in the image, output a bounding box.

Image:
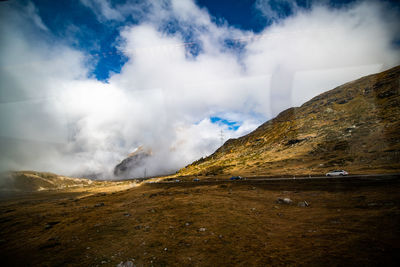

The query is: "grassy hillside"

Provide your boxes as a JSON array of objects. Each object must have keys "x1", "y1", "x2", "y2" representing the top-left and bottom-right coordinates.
[
  {"x1": 0, "y1": 171, "x2": 136, "y2": 192},
  {"x1": 178, "y1": 66, "x2": 400, "y2": 177}
]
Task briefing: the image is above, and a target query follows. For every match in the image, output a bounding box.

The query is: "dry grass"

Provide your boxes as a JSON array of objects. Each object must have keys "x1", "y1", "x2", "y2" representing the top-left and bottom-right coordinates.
[{"x1": 0, "y1": 176, "x2": 399, "y2": 266}]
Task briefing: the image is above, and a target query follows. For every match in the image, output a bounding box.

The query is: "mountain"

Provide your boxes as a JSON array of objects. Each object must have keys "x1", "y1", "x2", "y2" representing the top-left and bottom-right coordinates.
[
  {"x1": 178, "y1": 66, "x2": 400, "y2": 177},
  {"x1": 0, "y1": 171, "x2": 96, "y2": 192},
  {"x1": 113, "y1": 146, "x2": 152, "y2": 178},
  {"x1": 0, "y1": 171, "x2": 138, "y2": 193}
]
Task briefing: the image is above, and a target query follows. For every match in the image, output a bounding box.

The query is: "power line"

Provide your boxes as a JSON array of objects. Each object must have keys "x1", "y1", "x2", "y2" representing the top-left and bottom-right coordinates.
[{"x1": 220, "y1": 129, "x2": 224, "y2": 146}]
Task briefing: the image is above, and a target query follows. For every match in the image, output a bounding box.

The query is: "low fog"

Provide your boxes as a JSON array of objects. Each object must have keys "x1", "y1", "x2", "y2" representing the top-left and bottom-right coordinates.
[{"x1": 0, "y1": 0, "x2": 399, "y2": 179}]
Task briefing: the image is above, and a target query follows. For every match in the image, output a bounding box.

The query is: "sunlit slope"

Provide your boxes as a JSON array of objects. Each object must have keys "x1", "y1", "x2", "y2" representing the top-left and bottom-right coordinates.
[
  {"x1": 178, "y1": 66, "x2": 400, "y2": 176},
  {"x1": 0, "y1": 171, "x2": 135, "y2": 192}
]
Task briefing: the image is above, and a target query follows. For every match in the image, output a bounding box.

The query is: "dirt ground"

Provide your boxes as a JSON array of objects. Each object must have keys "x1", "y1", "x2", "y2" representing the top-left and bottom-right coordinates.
[{"x1": 0, "y1": 176, "x2": 399, "y2": 266}]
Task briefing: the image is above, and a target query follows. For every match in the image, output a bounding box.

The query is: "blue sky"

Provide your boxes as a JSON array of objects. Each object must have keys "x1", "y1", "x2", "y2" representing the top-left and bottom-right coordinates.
[
  {"x1": 1, "y1": 0, "x2": 400, "y2": 176},
  {"x1": 30, "y1": 0, "x2": 269, "y2": 81},
  {"x1": 210, "y1": 116, "x2": 240, "y2": 131}
]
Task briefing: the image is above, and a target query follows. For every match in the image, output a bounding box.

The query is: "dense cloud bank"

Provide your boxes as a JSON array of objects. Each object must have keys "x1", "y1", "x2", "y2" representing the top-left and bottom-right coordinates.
[{"x1": 0, "y1": 0, "x2": 399, "y2": 178}]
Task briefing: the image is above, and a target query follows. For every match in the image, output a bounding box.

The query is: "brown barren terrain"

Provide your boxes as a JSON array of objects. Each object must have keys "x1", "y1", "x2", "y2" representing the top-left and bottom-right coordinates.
[{"x1": 0, "y1": 175, "x2": 399, "y2": 266}]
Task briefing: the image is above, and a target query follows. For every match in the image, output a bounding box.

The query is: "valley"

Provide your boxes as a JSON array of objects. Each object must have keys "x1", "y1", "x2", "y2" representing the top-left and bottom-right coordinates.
[{"x1": 0, "y1": 175, "x2": 399, "y2": 266}]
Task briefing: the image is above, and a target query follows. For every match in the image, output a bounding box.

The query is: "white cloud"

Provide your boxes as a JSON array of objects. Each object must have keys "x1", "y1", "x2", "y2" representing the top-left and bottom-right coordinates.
[
  {"x1": 80, "y1": 0, "x2": 124, "y2": 21},
  {"x1": 255, "y1": 0, "x2": 300, "y2": 22},
  {"x1": 25, "y1": 1, "x2": 49, "y2": 31},
  {"x1": 0, "y1": 0, "x2": 399, "y2": 178}
]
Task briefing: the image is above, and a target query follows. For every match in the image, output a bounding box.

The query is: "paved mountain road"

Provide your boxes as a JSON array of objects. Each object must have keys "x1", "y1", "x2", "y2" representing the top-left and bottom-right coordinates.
[{"x1": 152, "y1": 173, "x2": 400, "y2": 186}]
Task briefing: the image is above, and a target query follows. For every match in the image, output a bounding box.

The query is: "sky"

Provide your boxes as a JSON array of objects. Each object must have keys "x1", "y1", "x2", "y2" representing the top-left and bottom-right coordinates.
[{"x1": 0, "y1": 0, "x2": 399, "y2": 178}]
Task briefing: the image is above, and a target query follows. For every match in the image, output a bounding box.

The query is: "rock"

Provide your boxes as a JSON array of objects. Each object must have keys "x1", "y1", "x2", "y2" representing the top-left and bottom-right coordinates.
[
  {"x1": 276, "y1": 198, "x2": 293, "y2": 204},
  {"x1": 117, "y1": 261, "x2": 134, "y2": 267},
  {"x1": 44, "y1": 221, "x2": 60, "y2": 229},
  {"x1": 286, "y1": 139, "x2": 305, "y2": 146},
  {"x1": 297, "y1": 201, "x2": 309, "y2": 207},
  {"x1": 39, "y1": 241, "x2": 61, "y2": 250},
  {"x1": 94, "y1": 203, "x2": 105, "y2": 207}
]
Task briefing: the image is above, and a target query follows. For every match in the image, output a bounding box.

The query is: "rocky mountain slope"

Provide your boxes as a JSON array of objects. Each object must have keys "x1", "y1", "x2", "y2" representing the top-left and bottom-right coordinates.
[
  {"x1": 114, "y1": 146, "x2": 152, "y2": 178},
  {"x1": 178, "y1": 66, "x2": 400, "y2": 177}
]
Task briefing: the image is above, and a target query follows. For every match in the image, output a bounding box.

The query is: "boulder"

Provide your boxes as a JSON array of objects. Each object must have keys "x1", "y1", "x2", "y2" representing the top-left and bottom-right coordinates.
[
  {"x1": 297, "y1": 201, "x2": 309, "y2": 207},
  {"x1": 117, "y1": 261, "x2": 134, "y2": 267},
  {"x1": 276, "y1": 198, "x2": 293, "y2": 204}
]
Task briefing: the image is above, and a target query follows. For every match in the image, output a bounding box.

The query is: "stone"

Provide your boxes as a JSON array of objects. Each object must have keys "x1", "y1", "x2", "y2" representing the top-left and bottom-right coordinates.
[
  {"x1": 44, "y1": 221, "x2": 60, "y2": 229},
  {"x1": 276, "y1": 198, "x2": 293, "y2": 204},
  {"x1": 297, "y1": 201, "x2": 309, "y2": 207},
  {"x1": 117, "y1": 261, "x2": 134, "y2": 267}
]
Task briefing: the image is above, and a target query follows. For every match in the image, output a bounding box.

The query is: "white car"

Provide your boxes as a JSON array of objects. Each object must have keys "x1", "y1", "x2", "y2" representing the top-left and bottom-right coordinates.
[{"x1": 326, "y1": 170, "x2": 348, "y2": 176}]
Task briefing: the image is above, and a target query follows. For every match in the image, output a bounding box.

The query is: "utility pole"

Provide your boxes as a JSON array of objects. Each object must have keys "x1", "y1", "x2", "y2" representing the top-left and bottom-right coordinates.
[{"x1": 220, "y1": 129, "x2": 224, "y2": 146}]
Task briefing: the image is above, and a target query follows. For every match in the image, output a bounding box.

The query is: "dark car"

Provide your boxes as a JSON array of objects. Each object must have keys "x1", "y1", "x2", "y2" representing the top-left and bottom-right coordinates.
[
  {"x1": 193, "y1": 178, "x2": 200, "y2": 182},
  {"x1": 230, "y1": 176, "x2": 243, "y2": 180}
]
